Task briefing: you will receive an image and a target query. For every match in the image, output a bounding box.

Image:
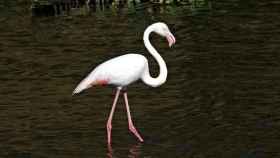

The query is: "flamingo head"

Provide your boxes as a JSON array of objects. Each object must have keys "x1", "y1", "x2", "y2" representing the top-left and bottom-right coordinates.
[{"x1": 152, "y1": 22, "x2": 176, "y2": 47}]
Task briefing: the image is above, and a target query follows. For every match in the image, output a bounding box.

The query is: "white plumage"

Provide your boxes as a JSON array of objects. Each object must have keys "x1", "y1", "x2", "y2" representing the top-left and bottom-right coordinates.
[{"x1": 73, "y1": 54, "x2": 147, "y2": 94}]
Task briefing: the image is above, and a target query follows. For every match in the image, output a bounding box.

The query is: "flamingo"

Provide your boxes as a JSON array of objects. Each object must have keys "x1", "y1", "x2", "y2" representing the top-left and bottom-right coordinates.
[{"x1": 72, "y1": 22, "x2": 176, "y2": 145}]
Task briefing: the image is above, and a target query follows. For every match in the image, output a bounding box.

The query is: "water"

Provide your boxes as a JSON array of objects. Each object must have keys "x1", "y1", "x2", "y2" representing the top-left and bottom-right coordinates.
[{"x1": 1, "y1": 0, "x2": 280, "y2": 157}]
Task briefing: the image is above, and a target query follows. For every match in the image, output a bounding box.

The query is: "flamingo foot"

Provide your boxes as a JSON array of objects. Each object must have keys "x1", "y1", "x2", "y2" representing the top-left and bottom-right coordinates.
[
  {"x1": 129, "y1": 122, "x2": 144, "y2": 142},
  {"x1": 107, "y1": 139, "x2": 113, "y2": 155}
]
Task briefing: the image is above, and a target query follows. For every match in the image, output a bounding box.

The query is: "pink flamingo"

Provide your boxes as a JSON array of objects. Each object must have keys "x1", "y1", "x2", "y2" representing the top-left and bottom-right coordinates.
[{"x1": 72, "y1": 22, "x2": 176, "y2": 145}]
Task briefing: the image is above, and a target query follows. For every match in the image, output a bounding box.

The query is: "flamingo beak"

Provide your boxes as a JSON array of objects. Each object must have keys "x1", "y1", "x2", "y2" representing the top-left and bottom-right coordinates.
[{"x1": 166, "y1": 33, "x2": 176, "y2": 47}]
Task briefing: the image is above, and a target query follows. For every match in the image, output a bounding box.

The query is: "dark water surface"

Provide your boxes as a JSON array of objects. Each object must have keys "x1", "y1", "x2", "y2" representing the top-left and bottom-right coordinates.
[{"x1": 1, "y1": 1, "x2": 280, "y2": 157}]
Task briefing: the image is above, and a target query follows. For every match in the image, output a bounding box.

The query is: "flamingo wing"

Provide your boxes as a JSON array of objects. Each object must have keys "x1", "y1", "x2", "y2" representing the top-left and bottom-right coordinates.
[{"x1": 73, "y1": 54, "x2": 147, "y2": 94}]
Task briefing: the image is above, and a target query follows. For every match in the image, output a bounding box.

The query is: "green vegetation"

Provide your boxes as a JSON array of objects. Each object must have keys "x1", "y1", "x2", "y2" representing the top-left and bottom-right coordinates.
[{"x1": 31, "y1": 0, "x2": 209, "y2": 16}]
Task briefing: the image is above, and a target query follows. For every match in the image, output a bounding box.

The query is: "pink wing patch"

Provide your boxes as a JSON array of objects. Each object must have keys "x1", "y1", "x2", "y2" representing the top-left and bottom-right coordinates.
[{"x1": 95, "y1": 79, "x2": 109, "y2": 86}]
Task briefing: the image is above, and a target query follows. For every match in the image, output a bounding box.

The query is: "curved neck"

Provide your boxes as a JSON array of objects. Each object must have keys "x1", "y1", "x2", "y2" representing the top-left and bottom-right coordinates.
[{"x1": 141, "y1": 26, "x2": 167, "y2": 87}]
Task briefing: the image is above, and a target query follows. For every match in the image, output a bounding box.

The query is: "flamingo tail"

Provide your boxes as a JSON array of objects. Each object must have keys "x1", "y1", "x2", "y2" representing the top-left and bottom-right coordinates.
[{"x1": 72, "y1": 78, "x2": 93, "y2": 95}]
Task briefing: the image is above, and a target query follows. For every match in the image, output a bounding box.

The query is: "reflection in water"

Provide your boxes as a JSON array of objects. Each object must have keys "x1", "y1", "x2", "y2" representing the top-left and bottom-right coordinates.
[
  {"x1": 128, "y1": 143, "x2": 142, "y2": 158},
  {"x1": 107, "y1": 143, "x2": 142, "y2": 158}
]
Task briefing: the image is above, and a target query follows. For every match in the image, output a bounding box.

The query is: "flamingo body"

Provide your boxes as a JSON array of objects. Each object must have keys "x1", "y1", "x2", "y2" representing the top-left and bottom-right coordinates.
[{"x1": 73, "y1": 53, "x2": 148, "y2": 94}]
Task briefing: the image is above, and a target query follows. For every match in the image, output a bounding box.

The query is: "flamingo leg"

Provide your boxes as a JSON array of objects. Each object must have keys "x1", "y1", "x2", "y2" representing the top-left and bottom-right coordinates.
[
  {"x1": 123, "y1": 92, "x2": 144, "y2": 142},
  {"x1": 107, "y1": 88, "x2": 121, "y2": 145}
]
